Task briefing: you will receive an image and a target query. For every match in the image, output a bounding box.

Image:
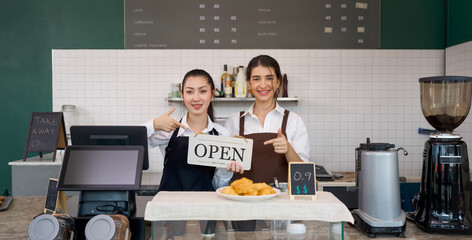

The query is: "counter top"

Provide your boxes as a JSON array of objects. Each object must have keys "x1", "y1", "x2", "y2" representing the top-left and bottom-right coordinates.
[
  {"x1": 9, "y1": 153, "x2": 63, "y2": 166},
  {"x1": 329, "y1": 171, "x2": 423, "y2": 183},
  {"x1": 1, "y1": 196, "x2": 468, "y2": 240},
  {"x1": 145, "y1": 191, "x2": 354, "y2": 223}
]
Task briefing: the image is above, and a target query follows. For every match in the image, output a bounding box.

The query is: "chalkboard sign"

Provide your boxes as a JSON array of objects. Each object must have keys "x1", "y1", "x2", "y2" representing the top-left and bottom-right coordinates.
[
  {"x1": 44, "y1": 178, "x2": 67, "y2": 214},
  {"x1": 289, "y1": 162, "x2": 316, "y2": 200},
  {"x1": 125, "y1": 0, "x2": 380, "y2": 49},
  {"x1": 44, "y1": 178, "x2": 59, "y2": 213},
  {"x1": 23, "y1": 112, "x2": 67, "y2": 161}
]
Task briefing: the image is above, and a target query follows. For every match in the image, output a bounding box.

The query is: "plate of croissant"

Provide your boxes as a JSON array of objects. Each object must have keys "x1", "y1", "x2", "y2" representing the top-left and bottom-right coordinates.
[{"x1": 216, "y1": 177, "x2": 280, "y2": 201}]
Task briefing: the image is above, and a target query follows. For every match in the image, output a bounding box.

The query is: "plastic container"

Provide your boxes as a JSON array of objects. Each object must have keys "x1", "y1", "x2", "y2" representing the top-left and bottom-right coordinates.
[
  {"x1": 28, "y1": 214, "x2": 74, "y2": 240},
  {"x1": 62, "y1": 105, "x2": 78, "y2": 139},
  {"x1": 235, "y1": 66, "x2": 247, "y2": 98},
  {"x1": 270, "y1": 182, "x2": 288, "y2": 192},
  {"x1": 171, "y1": 83, "x2": 180, "y2": 98},
  {"x1": 270, "y1": 220, "x2": 287, "y2": 238},
  {"x1": 85, "y1": 214, "x2": 131, "y2": 240}
]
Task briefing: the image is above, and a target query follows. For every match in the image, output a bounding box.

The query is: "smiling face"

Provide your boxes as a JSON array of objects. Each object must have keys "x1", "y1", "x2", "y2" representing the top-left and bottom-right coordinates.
[
  {"x1": 249, "y1": 66, "x2": 281, "y2": 103},
  {"x1": 182, "y1": 75, "x2": 214, "y2": 117}
]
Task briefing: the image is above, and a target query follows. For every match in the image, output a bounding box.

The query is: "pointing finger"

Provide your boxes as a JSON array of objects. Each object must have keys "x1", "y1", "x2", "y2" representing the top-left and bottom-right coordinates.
[
  {"x1": 166, "y1": 107, "x2": 176, "y2": 116},
  {"x1": 178, "y1": 122, "x2": 187, "y2": 129},
  {"x1": 264, "y1": 139, "x2": 277, "y2": 145},
  {"x1": 277, "y1": 128, "x2": 284, "y2": 138}
]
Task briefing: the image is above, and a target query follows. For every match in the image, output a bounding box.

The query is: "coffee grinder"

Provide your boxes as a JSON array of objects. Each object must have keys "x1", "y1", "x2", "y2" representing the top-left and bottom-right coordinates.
[{"x1": 413, "y1": 76, "x2": 472, "y2": 234}]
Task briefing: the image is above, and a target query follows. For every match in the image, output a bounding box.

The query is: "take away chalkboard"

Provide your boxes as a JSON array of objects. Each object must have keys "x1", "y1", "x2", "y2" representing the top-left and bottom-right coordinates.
[
  {"x1": 23, "y1": 112, "x2": 67, "y2": 161},
  {"x1": 289, "y1": 162, "x2": 316, "y2": 200}
]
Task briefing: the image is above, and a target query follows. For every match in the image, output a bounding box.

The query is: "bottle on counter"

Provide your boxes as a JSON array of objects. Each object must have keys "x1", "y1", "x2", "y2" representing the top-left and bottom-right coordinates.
[
  {"x1": 248, "y1": 87, "x2": 253, "y2": 98},
  {"x1": 235, "y1": 66, "x2": 248, "y2": 98},
  {"x1": 220, "y1": 65, "x2": 229, "y2": 97},
  {"x1": 246, "y1": 66, "x2": 253, "y2": 97},
  {"x1": 282, "y1": 73, "x2": 288, "y2": 97},
  {"x1": 223, "y1": 65, "x2": 233, "y2": 98},
  {"x1": 232, "y1": 66, "x2": 238, "y2": 97}
]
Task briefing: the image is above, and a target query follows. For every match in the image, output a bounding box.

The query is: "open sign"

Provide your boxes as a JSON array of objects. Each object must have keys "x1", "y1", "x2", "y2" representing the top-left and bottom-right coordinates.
[{"x1": 188, "y1": 134, "x2": 253, "y2": 170}]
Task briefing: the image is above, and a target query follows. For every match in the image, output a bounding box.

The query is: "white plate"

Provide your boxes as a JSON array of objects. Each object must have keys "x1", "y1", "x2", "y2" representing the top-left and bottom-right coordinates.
[{"x1": 216, "y1": 187, "x2": 280, "y2": 201}]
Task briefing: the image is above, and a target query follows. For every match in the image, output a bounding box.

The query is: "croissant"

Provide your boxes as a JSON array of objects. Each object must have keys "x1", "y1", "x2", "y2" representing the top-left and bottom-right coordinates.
[
  {"x1": 221, "y1": 186, "x2": 238, "y2": 196},
  {"x1": 221, "y1": 178, "x2": 276, "y2": 196}
]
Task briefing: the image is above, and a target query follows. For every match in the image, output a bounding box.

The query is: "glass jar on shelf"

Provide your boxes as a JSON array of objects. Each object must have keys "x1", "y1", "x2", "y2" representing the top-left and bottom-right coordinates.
[{"x1": 61, "y1": 105, "x2": 78, "y2": 141}]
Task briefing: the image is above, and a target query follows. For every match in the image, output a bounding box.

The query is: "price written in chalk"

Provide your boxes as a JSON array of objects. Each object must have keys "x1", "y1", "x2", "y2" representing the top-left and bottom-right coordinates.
[
  {"x1": 292, "y1": 171, "x2": 312, "y2": 182},
  {"x1": 295, "y1": 185, "x2": 309, "y2": 194},
  {"x1": 289, "y1": 162, "x2": 316, "y2": 197}
]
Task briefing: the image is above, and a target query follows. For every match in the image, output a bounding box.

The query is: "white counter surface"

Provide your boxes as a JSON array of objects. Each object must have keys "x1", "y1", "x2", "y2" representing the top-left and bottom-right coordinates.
[
  {"x1": 9, "y1": 152, "x2": 63, "y2": 166},
  {"x1": 145, "y1": 191, "x2": 354, "y2": 223}
]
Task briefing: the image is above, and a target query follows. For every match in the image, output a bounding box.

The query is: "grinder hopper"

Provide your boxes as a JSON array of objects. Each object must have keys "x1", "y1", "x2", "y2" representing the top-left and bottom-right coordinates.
[{"x1": 420, "y1": 76, "x2": 472, "y2": 133}]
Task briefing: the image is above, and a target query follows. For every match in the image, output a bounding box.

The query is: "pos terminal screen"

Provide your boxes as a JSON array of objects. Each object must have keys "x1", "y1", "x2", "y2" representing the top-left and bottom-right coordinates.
[{"x1": 58, "y1": 145, "x2": 144, "y2": 191}]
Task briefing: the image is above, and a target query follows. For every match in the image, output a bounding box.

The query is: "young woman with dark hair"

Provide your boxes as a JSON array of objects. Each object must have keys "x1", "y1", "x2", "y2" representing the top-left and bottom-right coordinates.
[
  {"x1": 226, "y1": 55, "x2": 310, "y2": 183},
  {"x1": 144, "y1": 69, "x2": 234, "y2": 237}
]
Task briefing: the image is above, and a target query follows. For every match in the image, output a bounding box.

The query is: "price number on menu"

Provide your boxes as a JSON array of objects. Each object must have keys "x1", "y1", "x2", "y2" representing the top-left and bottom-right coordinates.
[
  {"x1": 197, "y1": 2, "x2": 239, "y2": 47},
  {"x1": 322, "y1": 1, "x2": 371, "y2": 47},
  {"x1": 289, "y1": 162, "x2": 316, "y2": 198}
]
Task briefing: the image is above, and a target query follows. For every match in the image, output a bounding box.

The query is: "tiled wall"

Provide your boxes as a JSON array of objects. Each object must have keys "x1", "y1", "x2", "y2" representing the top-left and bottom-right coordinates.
[
  {"x1": 52, "y1": 49, "x2": 447, "y2": 185},
  {"x1": 446, "y1": 41, "x2": 472, "y2": 150}
]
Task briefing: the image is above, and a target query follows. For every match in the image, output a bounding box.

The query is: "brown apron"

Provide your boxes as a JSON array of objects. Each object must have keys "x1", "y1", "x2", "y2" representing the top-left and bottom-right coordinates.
[{"x1": 233, "y1": 110, "x2": 290, "y2": 183}]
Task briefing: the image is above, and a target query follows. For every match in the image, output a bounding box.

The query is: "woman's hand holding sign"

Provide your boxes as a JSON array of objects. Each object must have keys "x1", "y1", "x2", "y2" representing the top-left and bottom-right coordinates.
[{"x1": 227, "y1": 161, "x2": 244, "y2": 174}]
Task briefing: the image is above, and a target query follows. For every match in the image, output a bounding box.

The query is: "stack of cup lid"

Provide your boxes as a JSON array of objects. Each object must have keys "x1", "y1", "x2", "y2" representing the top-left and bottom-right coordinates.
[{"x1": 287, "y1": 223, "x2": 306, "y2": 234}]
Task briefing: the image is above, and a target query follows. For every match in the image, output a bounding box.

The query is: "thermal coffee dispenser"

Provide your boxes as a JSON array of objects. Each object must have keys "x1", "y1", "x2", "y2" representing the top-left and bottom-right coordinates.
[{"x1": 351, "y1": 138, "x2": 407, "y2": 238}]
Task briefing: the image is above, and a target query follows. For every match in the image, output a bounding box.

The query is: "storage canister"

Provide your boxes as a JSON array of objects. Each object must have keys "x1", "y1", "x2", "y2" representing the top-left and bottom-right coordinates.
[
  {"x1": 85, "y1": 214, "x2": 131, "y2": 240},
  {"x1": 171, "y1": 83, "x2": 180, "y2": 98},
  {"x1": 28, "y1": 214, "x2": 74, "y2": 240}
]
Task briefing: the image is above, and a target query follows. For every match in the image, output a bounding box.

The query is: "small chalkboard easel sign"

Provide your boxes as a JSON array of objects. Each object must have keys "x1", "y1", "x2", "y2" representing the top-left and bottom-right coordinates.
[
  {"x1": 288, "y1": 162, "x2": 317, "y2": 200},
  {"x1": 44, "y1": 178, "x2": 67, "y2": 214},
  {"x1": 23, "y1": 112, "x2": 67, "y2": 161}
]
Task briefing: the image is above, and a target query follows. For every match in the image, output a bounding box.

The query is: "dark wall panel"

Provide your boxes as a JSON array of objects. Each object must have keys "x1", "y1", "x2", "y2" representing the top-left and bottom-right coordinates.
[
  {"x1": 0, "y1": 0, "x2": 123, "y2": 193},
  {"x1": 381, "y1": 0, "x2": 446, "y2": 49},
  {"x1": 447, "y1": 0, "x2": 472, "y2": 47}
]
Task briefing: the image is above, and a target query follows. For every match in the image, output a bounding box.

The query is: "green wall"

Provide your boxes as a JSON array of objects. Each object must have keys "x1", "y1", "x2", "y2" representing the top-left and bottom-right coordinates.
[
  {"x1": 381, "y1": 0, "x2": 446, "y2": 49},
  {"x1": 447, "y1": 0, "x2": 472, "y2": 47},
  {"x1": 0, "y1": 0, "x2": 467, "y2": 194},
  {"x1": 0, "y1": 1, "x2": 123, "y2": 194}
]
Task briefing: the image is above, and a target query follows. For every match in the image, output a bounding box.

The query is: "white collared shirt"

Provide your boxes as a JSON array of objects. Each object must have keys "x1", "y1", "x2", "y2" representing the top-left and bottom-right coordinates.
[
  {"x1": 225, "y1": 102, "x2": 310, "y2": 162},
  {"x1": 143, "y1": 113, "x2": 233, "y2": 189}
]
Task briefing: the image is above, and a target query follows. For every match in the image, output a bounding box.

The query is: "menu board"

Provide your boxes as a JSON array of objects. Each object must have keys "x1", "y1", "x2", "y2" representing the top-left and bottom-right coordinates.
[{"x1": 125, "y1": 0, "x2": 380, "y2": 49}]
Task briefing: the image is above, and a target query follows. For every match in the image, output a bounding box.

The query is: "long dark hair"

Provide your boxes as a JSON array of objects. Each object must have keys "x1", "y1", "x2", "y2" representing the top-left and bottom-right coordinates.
[
  {"x1": 246, "y1": 55, "x2": 282, "y2": 100},
  {"x1": 181, "y1": 69, "x2": 216, "y2": 121}
]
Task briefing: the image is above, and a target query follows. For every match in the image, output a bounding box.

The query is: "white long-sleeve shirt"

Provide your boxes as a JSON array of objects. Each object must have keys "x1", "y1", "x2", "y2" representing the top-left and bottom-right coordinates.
[
  {"x1": 143, "y1": 113, "x2": 234, "y2": 189},
  {"x1": 225, "y1": 103, "x2": 310, "y2": 162}
]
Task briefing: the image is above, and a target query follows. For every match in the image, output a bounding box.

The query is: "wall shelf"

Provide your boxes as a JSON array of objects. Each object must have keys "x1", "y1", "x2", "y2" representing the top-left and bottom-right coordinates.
[{"x1": 167, "y1": 97, "x2": 299, "y2": 102}]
